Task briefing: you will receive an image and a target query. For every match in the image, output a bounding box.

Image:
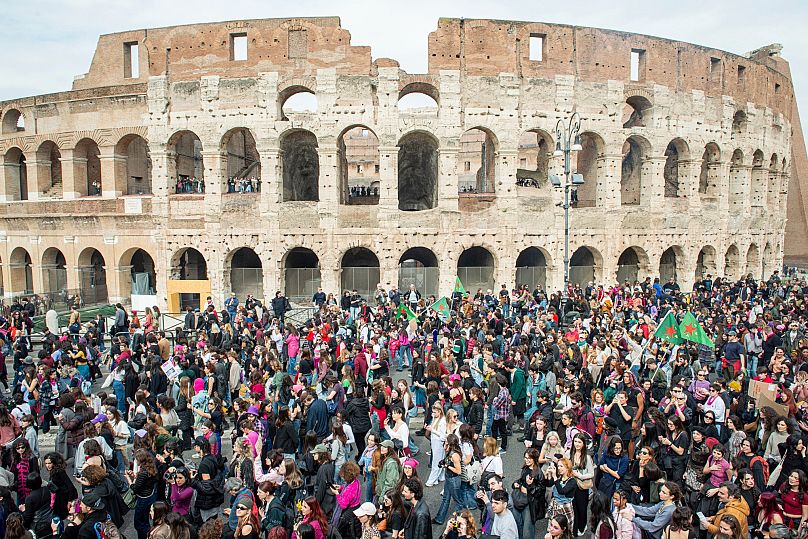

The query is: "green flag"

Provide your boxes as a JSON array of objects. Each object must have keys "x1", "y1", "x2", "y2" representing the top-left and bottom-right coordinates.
[
  {"x1": 429, "y1": 297, "x2": 451, "y2": 321},
  {"x1": 679, "y1": 311, "x2": 714, "y2": 347},
  {"x1": 654, "y1": 310, "x2": 683, "y2": 344},
  {"x1": 454, "y1": 277, "x2": 466, "y2": 295},
  {"x1": 396, "y1": 303, "x2": 417, "y2": 321}
]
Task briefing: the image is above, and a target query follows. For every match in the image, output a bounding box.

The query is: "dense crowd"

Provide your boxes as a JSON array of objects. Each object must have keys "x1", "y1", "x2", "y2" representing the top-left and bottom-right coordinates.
[{"x1": 0, "y1": 270, "x2": 807, "y2": 539}]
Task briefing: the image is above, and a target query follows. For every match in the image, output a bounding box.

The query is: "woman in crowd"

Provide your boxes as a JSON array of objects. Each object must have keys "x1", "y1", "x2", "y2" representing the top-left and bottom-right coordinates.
[
  {"x1": 129, "y1": 449, "x2": 159, "y2": 539},
  {"x1": 630, "y1": 482, "x2": 682, "y2": 539},
  {"x1": 42, "y1": 452, "x2": 77, "y2": 520},
  {"x1": 597, "y1": 436, "x2": 628, "y2": 497},
  {"x1": 544, "y1": 513, "x2": 574, "y2": 539},
  {"x1": 568, "y1": 431, "x2": 595, "y2": 536},
  {"x1": 434, "y1": 434, "x2": 466, "y2": 526},
  {"x1": 425, "y1": 403, "x2": 448, "y2": 487}
]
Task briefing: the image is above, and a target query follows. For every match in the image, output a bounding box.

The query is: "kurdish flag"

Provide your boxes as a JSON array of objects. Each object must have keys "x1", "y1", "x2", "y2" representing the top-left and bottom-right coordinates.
[
  {"x1": 654, "y1": 310, "x2": 683, "y2": 344},
  {"x1": 429, "y1": 297, "x2": 451, "y2": 321},
  {"x1": 396, "y1": 303, "x2": 418, "y2": 321},
  {"x1": 679, "y1": 311, "x2": 714, "y2": 347},
  {"x1": 454, "y1": 277, "x2": 466, "y2": 295}
]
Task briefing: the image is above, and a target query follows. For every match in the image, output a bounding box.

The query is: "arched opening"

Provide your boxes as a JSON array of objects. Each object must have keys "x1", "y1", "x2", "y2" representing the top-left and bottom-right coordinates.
[
  {"x1": 699, "y1": 142, "x2": 721, "y2": 196},
  {"x1": 35, "y1": 141, "x2": 63, "y2": 199},
  {"x1": 2, "y1": 109, "x2": 24, "y2": 134},
  {"x1": 3, "y1": 148, "x2": 28, "y2": 201},
  {"x1": 222, "y1": 128, "x2": 260, "y2": 193},
  {"x1": 516, "y1": 129, "x2": 553, "y2": 190},
  {"x1": 573, "y1": 132, "x2": 604, "y2": 207},
  {"x1": 41, "y1": 248, "x2": 67, "y2": 295},
  {"x1": 398, "y1": 131, "x2": 438, "y2": 211},
  {"x1": 171, "y1": 248, "x2": 208, "y2": 280},
  {"x1": 458, "y1": 128, "x2": 497, "y2": 194},
  {"x1": 457, "y1": 246, "x2": 495, "y2": 294},
  {"x1": 116, "y1": 135, "x2": 152, "y2": 195},
  {"x1": 169, "y1": 131, "x2": 204, "y2": 194},
  {"x1": 77, "y1": 248, "x2": 108, "y2": 305},
  {"x1": 284, "y1": 247, "x2": 321, "y2": 302},
  {"x1": 763, "y1": 242, "x2": 773, "y2": 279},
  {"x1": 569, "y1": 247, "x2": 599, "y2": 286},
  {"x1": 516, "y1": 247, "x2": 548, "y2": 290},
  {"x1": 622, "y1": 96, "x2": 652, "y2": 129},
  {"x1": 664, "y1": 138, "x2": 689, "y2": 198},
  {"x1": 621, "y1": 136, "x2": 648, "y2": 205},
  {"x1": 731, "y1": 110, "x2": 747, "y2": 139},
  {"x1": 617, "y1": 247, "x2": 650, "y2": 283},
  {"x1": 123, "y1": 248, "x2": 157, "y2": 297},
  {"x1": 338, "y1": 126, "x2": 380, "y2": 205},
  {"x1": 659, "y1": 247, "x2": 682, "y2": 284},
  {"x1": 279, "y1": 86, "x2": 317, "y2": 121},
  {"x1": 281, "y1": 129, "x2": 319, "y2": 202},
  {"x1": 751, "y1": 150, "x2": 766, "y2": 207},
  {"x1": 341, "y1": 247, "x2": 380, "y2": 298},
  {"x1": 695, "y1": 246, "x2": 717, "y2": 281},
  {"x1": 724, "y1": 244, "x2": 740, "y2": 280},
  {"x1": 397, "y1": 83, "x2": 439, "y2": 112},
  {"x1": 729, "y1": 149, "x2": 745, "y2": 209},
  {"x1": 746, "y1": 244, "x2": 761, "y2": 279},
  {"x1": 9, "y1": 247, "x2": 33, "y2": 294},
  {"x1": 73, "y1": 138, "x2": 102, "y2": 197},
  {"x1": 399, "y1": 247, "x2": 439, "y2": 297},
  {"x1": 229, "y1": 248, "x2": 263, "y2": 300}
]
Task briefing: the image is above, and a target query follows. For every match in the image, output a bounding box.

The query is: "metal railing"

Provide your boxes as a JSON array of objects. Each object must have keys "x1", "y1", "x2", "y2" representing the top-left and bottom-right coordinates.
[
  {"x1": 398, "y1": 267, "x2": 439, "y2": 298},
  {"x1": 340, "y1": 267, "x2": 380, "y2": 299},
  {"x1": 229, "y1": 268, "x2": 264, "y2": 302},
  {"x1": 515, "y1": 267, "x2": 547, "y2": 290},
  {"x1": 284, "y1": 268, "x2": 321, "y2": 303}
]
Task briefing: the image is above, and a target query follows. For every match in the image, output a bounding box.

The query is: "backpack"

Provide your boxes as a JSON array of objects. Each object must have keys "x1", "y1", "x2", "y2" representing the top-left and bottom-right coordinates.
[
  {"x1": 461, "y1": 457, "x2": 482, "y2": 485},
  {"x1": 31, "y1": 503, "x2": 55, "y2": 538},
  {"x1": 93, "y1": 520, "x2": 121, "y2": 539},
  {"x1": 750, "y1": 455, "x2": 770, "y2": 484}
]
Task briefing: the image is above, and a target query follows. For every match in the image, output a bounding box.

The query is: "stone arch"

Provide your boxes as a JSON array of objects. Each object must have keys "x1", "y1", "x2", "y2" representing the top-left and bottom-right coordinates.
[
  {"x1": 574, "y1": 131, "x2": 605, "y2": 207},
  {"x1": 398, "y1": 130, "x2": 438, "y2": 211},
  {"x1": 41, "y1": 247, "x2": 67, "y2": 294},
  {"x1": 1, "y1": 109, "x2": 24, "y2": 134},
  {"x1": 221, "y1": 128, "x2": 260, "y2": 193},
  {"x1": 73, "y1": 138, "x2": 102, "y2": 197},
  {"x1": 119, "y1": 247, "x2": 156, "y2": 298},
  {"x1": 398, "y1": 81, "x2": 439, "y2": 109},
  {"x1": 341, "y1": 247, "x2": 380, "y2": 297},
  {"x1": 659, "y1": 246, "x2": 685, "y2": 284},
  {"x1": 763, "y1": 242, "x2": 773, "y2": 279},
  {"x1": 35, "y1": 141, "x2": 63, "y2": 199},
  {"x1": 228, "y1": 247, "x2": 263, "y2": 300},
  {"x1": 746, "y1": 244, "x2": 761, "y2": 279},
  {"x1": 516, "y1": 128, "x2": 553, "y2": 191},
  {"x1": 457, "y1": 246, "x2": 496, "y2": 294},
  {"x1": 621, "y1": 135, "x2": 651, "y2": 205},
  {"x1": 617, "y1": 246, "x2": 651, "y2": 283},
  {"x1": 569, "y1": 246, "x2": 603, "y2": 286},
  {"x1": 280, "y1": 129, "x2": 319, "y2": 202},
  {"x1": 115, "y1": 134, "x2": 152, "y2": 195},
  {"x1": 338, "y1": 125, "x2": 380, "y2": 204},
  {"x1": 695, "y1": 246, "x2": 718, "y2": 281},
  {"x1": 399, "y1": 247, "x2": 439, "y2": 297},
  {"x1": 279, "y1": 85, "x2": 317, "y2": 120},
  {"x1": 751, "y1": 149, "x2": 767, "y2": 206},
  {"x1": 3, "y1": 147, "x2": 28, "y2": 201},
  {"x1": 663, "y1": 138, "x2": 689, "y2": 198},
  {"x1": 699, "y1": 142, "x2": 721, "y2": 195},
  {"x1": 170, "y1": 248, "x2": 208, "y2": 280},
  {"x1": 77, "y1": 247, "x2": 108, "y2": 304},
  {"x1": 168, "y1": 130, "x2": 204, "y2": 194},
  {"x1": 283, "y1": 247, "x2": 321, "y2": 301},
  {"x1": 622, "y1": 95, "x2": 653, "y2": 129},
  {"x1": 9, "y1": 246, "x2": 33, "y2": 294},
  {"x1": 516, "y1": 247, "x2": 551, "y2": 290},
  {"x1": 458, "y1": 127, "x2": 498, "y2": 194},
  {"x1": 724, "y1": 244, "x2": 741, "y2": 280},
  {"x1": 731, "y1": 110, "x2": 747, "y2": 139}
]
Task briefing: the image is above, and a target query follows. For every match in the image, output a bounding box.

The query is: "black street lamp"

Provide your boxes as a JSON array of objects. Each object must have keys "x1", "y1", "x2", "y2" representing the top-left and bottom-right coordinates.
[{"x1": 550, "y1": 112, "x2": 584, "y2": 322}]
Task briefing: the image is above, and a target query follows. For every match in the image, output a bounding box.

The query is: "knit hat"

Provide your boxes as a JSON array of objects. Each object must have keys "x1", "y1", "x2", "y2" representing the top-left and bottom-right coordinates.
[
  {"x1": 193, "y1": 378, "x2": 205, "y2": 392},
  {"x1": 403, "y1": 458, "x2": 419, "y2": 469},
  {"x1": 236, "y1": 497, "x2": 254, "y2": 510}
]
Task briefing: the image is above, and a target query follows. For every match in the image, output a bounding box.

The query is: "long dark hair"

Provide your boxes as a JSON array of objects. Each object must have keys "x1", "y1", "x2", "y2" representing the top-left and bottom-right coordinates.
[
  {"x1": 551, "y1": 513, "x2": 574, "y2": 539},
  {"x1": 669, "y1": 506, "x2": 693, "y2": 532},
  {"x1": 570, "y1": 432, "x2": 589, "y2": 469},
  {"x1": 588, "y1": 491, "x2": 614, "y2": 534},
  {"x1": 151, "y1": 501, "x2": 169, "y2": 526}
]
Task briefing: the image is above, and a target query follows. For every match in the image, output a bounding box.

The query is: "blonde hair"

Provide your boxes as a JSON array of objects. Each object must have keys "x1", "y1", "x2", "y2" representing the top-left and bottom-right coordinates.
[
  {"x1": 557, "y1": 457, "x2": 574, "y2": 478},
  {"x1": 483, "y1": 436, "x2": 499, "y2": 457}
]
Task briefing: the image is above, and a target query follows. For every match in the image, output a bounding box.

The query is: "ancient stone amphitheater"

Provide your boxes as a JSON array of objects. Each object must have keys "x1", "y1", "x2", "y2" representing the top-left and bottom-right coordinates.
[{"x1": 0, "y1": 17, "x2": 805, "y2": 311}]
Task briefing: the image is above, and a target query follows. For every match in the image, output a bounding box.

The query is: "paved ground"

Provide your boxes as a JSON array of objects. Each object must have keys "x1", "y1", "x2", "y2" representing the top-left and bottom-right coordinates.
[{"x1": 32, "y1": 366, "x2": 548, "y2": 538}]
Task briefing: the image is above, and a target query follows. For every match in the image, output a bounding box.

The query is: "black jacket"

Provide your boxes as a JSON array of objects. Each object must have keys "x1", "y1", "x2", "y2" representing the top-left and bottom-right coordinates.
[
  {"x1": 77, "y1": 510, "x2": 108, "y2": 539},
  {"x1": 466, "y1": 400, "x2": 484, "y2": 435},
  {"x1": 273, "y1": 421, "x2": 299, "y2": 454},
  {"x1": 49, "y1": 468, "x2": 78, "y2": 519},
  {"x1": 22, "y1": 486, "x2": 52, "y2": 536},
  {"x1": 314, "y1": 461, "x2": 336, "y2": 516},
  {"x1": 344, "y1": 396, "x2": 372, "y2": 434},
  {"x1": 404, "y1": 498, "x2": 432, "y2": 539}
]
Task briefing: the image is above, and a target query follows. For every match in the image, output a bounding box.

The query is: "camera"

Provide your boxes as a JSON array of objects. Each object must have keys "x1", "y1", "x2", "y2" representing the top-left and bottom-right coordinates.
[
  {"x1": 438, "y1": 459, "x2": 447, "y2": 469},
  {"x1": 512, "y1": 481, "x2": 520, "y2": 490},
  {"x1": 164, "y1": 470, "x2": 176, "y2": 482}
]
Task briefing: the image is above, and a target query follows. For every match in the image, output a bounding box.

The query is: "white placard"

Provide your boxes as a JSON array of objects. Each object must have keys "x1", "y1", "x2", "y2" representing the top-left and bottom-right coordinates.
[
  {"x1": 161, "y1": 359, "x2": 181, "y2": 381},
  {"x1": 124, "y1": 197, "x2": 143, "y2": 214}
]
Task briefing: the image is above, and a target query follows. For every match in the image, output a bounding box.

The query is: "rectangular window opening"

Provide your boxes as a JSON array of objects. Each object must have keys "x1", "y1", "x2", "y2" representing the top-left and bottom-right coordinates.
[
  {"x1": 630, "y1": 49, "x2": 645, "y2": 82},
  {"x1": 124, "y1": 42, "x2": 139, "y2": 78},
  {"x1": 737, "y1": 65, "x2": 746, "y2": 83},
  {"x1": 464, "y1": 161, "x2": 471, "y2": 172},
  {"x1": 775, "y1": 82, "x2": 781, "y2": 94},
  {"x1": 529, "y1": 34, "x2": 544, "y2": 62},
  {"x1": 231, "y1": 33, "x2": 247, "y2": 61},
  {"x1": 374, "y1": 165, "x2": 380, "y2": 174},
  {"x1": 710, "y1": 57, "x2": 722, "y2": 83}
]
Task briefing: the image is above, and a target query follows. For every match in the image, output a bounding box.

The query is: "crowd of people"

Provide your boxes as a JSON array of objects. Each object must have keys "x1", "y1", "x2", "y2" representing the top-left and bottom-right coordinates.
[
  {"x1": 227, "y1": 178, "x2": 261, "y2": 194},
  {"x1": 0, "y1": 269, "x2": 806, "y2": 539},
  {"x1": 175, "y1": 177, "x2": 206, "y2": 194}
]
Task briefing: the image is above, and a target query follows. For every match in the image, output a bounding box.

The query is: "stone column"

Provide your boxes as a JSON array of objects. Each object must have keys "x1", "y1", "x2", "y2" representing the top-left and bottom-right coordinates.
[
  {"x1": 728, "y1": 164, "x2": 751, "y2": 214},
  {"x1": 25, "y1": 154, "x2": 48, "y2": 201},
  {"x1": 107, "y1": 266, "x2": 128, "y2": 305},
  {"x1": 641, "y1": 156, "x2": 666, "y2": 209},
  {"x1": 778, "y1": 173, "x2": 789, "y2": 213},
  {"x1": 99, "y1": 145, "x2": 125, "y2": 198},
  {"x1": 438, "y1": 145, "x2": 459, "y2": 213},
  {"x1": 201, "y1": 150, "x2": 224, "y2": 215},
  {"x1": 497, "y1": 253, "x2": 516, "y2": 292},
  {"x1": 496, "y1": 148, "x2": 518, "y2": 203},
  {"x1": 599, "y1": 154, "x2": 623, "y2": 209},
  {"x1": 378, "y1": 145, "x2": 399, "y2": 219},
  {"x1": 258, "y1": 144, "x2": 281, "y2": 211},
  {"x1": 59, "y1": 149, "x2": 81, "y2": 200},
  {"x1": 149, "y1": 148, "x2": 172, "y2": 216},
  {"x1": 0, "y1": 156, "x2": 22, "y2": 202},
  {"x1": 317, "y1": 145, "x2": 339, "y2": 229},
  {"x1": 680, "y1": 159, "x2": 702, "y2": 202}
]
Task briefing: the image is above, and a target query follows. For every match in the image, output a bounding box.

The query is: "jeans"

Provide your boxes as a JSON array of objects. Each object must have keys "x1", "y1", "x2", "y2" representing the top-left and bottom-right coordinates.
[
  {"x1": 513, "y1": 505, "x2": 536, "y2": 539},
  {"x1": 363, "y1": 469, "x2": 375, "y2": 502},
  {"x1": 134, "y1": 492, "x2": 156, "y2": 539},
  {"x1": 113, "y1": 380, "x2": 126, "y2": 415},
  {"x1": 492, "y1": 418, "x2": 509, "y2": 451},
  {"x1": 748, "y1": 354, "x2": 759, "y2": 377},
  {"x1": 485, "y1": 403, "x2": 495, "y2": 436},
  {"x1": 434, "y1": 475, "x2": 464, "y2": 524},
  {"x1": 396, "y1": 344, "x2": 413, "y2": 370},
  {"x1": 287, "y1": 355, "x2": 298, "y2": 376}
]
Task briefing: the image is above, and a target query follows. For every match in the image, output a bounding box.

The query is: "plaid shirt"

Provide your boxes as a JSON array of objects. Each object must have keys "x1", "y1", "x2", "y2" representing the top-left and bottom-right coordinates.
[{"x1": 492, "y1": 386, "x2": 511, "y2": 420}]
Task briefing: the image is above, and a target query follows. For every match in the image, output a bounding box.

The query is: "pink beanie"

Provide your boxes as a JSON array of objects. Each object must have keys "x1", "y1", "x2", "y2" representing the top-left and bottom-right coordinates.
[{"x1": 193, "y1": 378, "x2": 205, "y2": 392}]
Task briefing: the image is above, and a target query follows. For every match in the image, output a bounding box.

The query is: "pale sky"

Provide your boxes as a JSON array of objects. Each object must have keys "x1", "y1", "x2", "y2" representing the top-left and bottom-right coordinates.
[{"x1": 2, "y1": 0, "x2": 806, "y2": 138}]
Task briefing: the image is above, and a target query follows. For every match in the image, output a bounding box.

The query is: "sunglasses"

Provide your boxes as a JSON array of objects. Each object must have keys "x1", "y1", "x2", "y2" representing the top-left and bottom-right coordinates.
[{"x1": 236, "y1": 505, "x2": 248, "y2": 511}]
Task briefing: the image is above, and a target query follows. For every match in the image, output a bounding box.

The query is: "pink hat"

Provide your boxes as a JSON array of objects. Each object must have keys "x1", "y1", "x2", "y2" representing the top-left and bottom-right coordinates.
[
  {"x1": 292, "y1": 384, "x2": 303, "y2": 394},
  {"x1": 193, "y1": 378, "x2": 205, "y2": 392},
  {"x1": 403, "y1": 458, "x2": 419, "y2": 469},
  {"x1": 448, "y1": 374, "x2": 461, "y2": 382}
]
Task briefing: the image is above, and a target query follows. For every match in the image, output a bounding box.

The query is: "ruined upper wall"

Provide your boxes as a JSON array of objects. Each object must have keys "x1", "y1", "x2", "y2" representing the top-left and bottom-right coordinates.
[
  {"x1": 72, "y1": 17, "x2": 373, "y2": 90},
  {"x1": 429, "y1": 18, "x2": 795, "y2": 118}
]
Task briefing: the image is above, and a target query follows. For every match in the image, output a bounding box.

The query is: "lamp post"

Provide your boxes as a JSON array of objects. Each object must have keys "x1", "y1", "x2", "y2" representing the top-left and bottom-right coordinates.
[{"x1": 550, "y1": 112, "x2": 583, "y2": 323}]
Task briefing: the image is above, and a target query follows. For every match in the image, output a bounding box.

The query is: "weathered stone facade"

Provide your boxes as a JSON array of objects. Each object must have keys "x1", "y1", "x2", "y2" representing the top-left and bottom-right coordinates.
[{"x1": 0, "y1": 17, "x2": 803, "y2": 310}]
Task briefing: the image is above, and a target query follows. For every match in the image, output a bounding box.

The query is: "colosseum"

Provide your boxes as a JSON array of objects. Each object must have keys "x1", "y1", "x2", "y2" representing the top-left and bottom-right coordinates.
[{"x1": 0, "y1": 17, "x2": 805, "y2": 312}]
